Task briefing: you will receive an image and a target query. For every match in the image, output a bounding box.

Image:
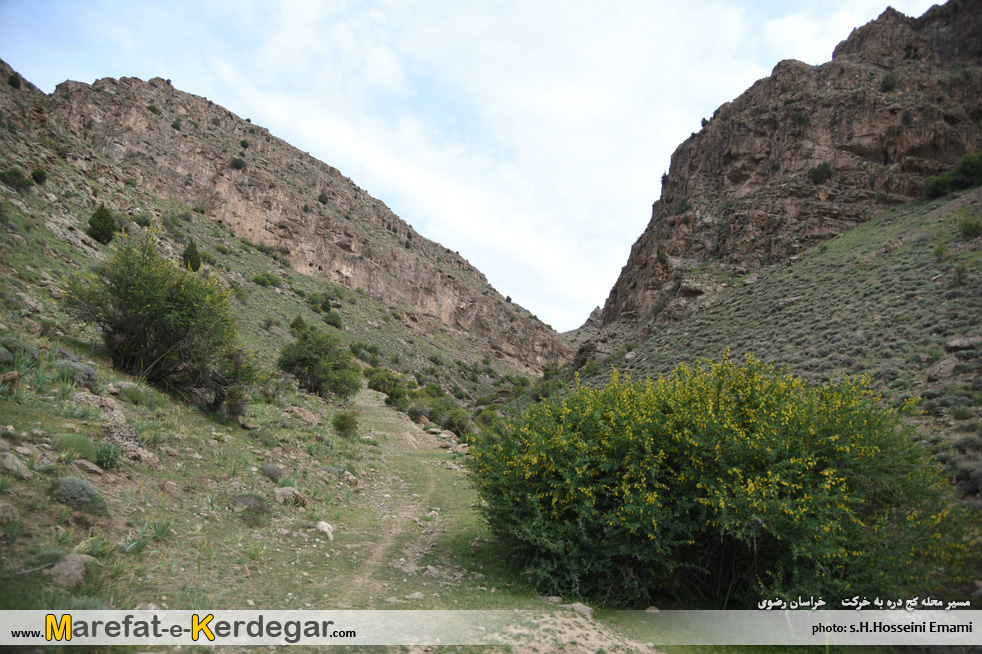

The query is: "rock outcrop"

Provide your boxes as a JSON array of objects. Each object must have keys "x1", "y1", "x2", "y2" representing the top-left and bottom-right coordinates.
[
  {"x1": 6, "y1": 66, "x2": 568, "y2": 372},
  {"x1": 599, "y1": 0, "x2": 982, "y2": 333}
]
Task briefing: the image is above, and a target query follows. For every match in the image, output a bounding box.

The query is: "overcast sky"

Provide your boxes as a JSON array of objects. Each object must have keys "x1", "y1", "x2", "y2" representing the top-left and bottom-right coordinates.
[{"x1": 0, "y1": 0, "x2": 938, "y2": 331}]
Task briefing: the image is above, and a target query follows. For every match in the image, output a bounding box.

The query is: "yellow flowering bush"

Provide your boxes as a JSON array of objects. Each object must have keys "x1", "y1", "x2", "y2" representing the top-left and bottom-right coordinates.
[{"x1": 469, "y1": 355, "x2": 966, "y2": 606}]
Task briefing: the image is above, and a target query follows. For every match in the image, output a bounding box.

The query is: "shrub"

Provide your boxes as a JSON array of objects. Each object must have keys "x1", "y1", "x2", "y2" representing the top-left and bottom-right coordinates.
[
  {"x1": 277, "y1": 329, "x2": 361, "y2": 400},
  {"x1": 440, "y1": 407, "x2": 472, "y2": 438},
  {"x1": 147, "y1": 104, "x2": 160, "y2": 115},
  {"x1": 332, "y1": 410, "x2": 359, "y2": 439},
  {"x1": 790, "y1": 110, "x2": 810, "y2": 126},
  {"x1": 7, "y1": 73, "x2": 21, "y2": 89},
  {"x1": 182, "y1": 238, "x2": 201, "y2": 271},
  {"x1": 880, "y1": 73, "x2": 898, "y2": 93},
  {"x1": 953, "y1": 406, "x2": 973, "y2": 420},
  {"x1": 317, "y1": 192, "x2": 329, "y2": 204},
  {"x1": 211, "y1": 117, "x2": 221, "y2": 126},
  {"x1": 240, "y1": 139, "x2": 249, "y2": 149},
  {"x1": 52, "y1": 433, "x2": 97, "y2": 462},
  {"x1": 469, "y1": 355, "x2": 966, "y2": 606},
  {"x1": 51, "y1": 477, "x2": 107, "y2": 514},
  {"x1": 30, "y1": 169, "x2": 47, "y2": 185},
  {"x1": 95, "y1": 442, "x2": 123, "y2": 469},
  {"x1": 323, "y1": 309, "x2": 343, "y2": 329},
  {"x1": 171, "y1": 118, "x2": 181, "y2": 131},
  {"x1": 230, "y1": 157, "x2": 246, "y2": 170},
  {"x1": 0, "y1": 168, "x2": 34, "y2": 193},
  {"x1": 921, "y1": 152, "x2": 982, "y2": 198},
  {"x1": 809, "y1": 162, "x2": 833, "y2": 184},
  {"x1": 87, "y1": 203, "x2": 115, "y2": 245},
  {"x1": 958, "y1": 216, "x2": 982, "y2": 240},
  {"x1": 65, "y1": 228, "x2": 250, "y2": 411},
  {"x1": 252, "y1": 271, "x2": 280, "y2": 287},
  {"x1": 289, "y1": 315, "x2": 308, "y2": 333}
]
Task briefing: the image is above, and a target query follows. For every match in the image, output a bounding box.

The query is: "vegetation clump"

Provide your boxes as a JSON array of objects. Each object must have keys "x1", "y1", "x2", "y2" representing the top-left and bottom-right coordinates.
[
  {"x1": 332, "y1": 410, "x2": 359, "y2": 439},
  {"x1": 0, "y1": 167, "x2": 35, "y2": 193},
  {"x1": 65, "y1": 229, "x2": 251, "y2": 411},
  {"x1": 51, "y1": 476, "x2": 107, "y2": 514},
  {"x1": 469, "y1": 355, "x2": 967, "y2": 606},
  {"x1": 921, "y1": 151, "x2": 982, "y2": 198},
  {"x1": 958, "y1": 216, "x2": 981, "y2": 240},
  {"x1": 52, "y1": 434, "x2": 97, "y2": 462},
  {"x1": 87, "y1": 203, "x2": 116, "y2": 245},
  {"x1": 252, "y1": 271, "x2": 280, "y2": 287},
  {"x1": 809, "y1": 162, "x2": 833, "y2": 184},
  {"x1": 277, "y1": 329, "x2": 361, "y2": 400},
  {"x1": 182, "y1": 238, "x2": 201, "y2": 271}
]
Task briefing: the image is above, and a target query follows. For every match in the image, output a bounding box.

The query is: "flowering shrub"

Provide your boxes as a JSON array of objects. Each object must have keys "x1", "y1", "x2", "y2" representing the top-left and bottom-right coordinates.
[{"x1": 469, "y1": 355, "x2": 966, "y2": 606}]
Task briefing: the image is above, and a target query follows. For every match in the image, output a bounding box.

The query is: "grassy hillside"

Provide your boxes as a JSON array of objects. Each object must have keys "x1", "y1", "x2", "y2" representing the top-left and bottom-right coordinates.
[{"x1": 577, "y1": 186, "x2": 982, "y2": 494}]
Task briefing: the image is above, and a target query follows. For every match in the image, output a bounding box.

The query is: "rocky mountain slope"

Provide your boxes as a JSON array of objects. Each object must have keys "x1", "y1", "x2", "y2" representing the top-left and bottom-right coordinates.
[
  {"x1": 1, "y1": 61, "x2": 569, "y2": 373},
  {"x1": 596, "y1": 0, "x2": 982, "y2": 335}
]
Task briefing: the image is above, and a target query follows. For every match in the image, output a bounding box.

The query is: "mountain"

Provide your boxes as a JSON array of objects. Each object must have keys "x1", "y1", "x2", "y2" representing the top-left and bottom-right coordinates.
[
  {"x1": 590, "y1": 0, "x2": 982, "y2": 343},
  {"x1": 0, "y1": 61, "x2": 569, "y2": 374}
]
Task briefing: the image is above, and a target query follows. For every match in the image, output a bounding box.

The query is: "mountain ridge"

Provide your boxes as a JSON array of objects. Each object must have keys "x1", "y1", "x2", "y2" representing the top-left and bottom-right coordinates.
[
  {"x1": 1, "y1": 63, "x2": 569, "y2": 374},
  {"x1": 589, "y1": 0, "x2": 982, "y2": 351}
]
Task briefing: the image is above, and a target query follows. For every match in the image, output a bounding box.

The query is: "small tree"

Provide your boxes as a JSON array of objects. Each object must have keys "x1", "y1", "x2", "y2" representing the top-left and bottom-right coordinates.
[
  {"x1": 277, "y1": 329, "x2": 361, "y2": 400},
  {"x1": 87, "y1": 203, "x2": 116, "y2": 245},
  {"x1": 332, "y1": 410, "x2": 359, "y2": 438},
  {"x1": 809, "y1": 162, "x2": 833, "y2": 184},
  {"x1": 65, "y1": 228, "x2": 250, "y2": 411},
  {"x1": 182, "y1": 238, "x2": 201, "y2": 271}
]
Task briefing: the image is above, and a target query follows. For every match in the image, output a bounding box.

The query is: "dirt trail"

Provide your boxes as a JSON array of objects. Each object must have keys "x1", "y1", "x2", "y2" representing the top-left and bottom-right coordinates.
[{"x1": 321, "y1": 388, "x2": 663, "y2": 653}]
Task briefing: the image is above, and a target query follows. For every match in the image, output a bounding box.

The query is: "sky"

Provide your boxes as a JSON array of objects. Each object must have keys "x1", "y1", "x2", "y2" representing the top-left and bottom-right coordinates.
[{"x1": 0, "y1": 0, "x2": 939, "y2": 331}]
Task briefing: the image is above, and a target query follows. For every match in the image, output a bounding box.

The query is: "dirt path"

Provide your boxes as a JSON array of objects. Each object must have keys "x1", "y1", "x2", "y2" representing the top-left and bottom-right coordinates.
[{"x1": 319, "y1": 388, "x2": 663, "y2": 653}]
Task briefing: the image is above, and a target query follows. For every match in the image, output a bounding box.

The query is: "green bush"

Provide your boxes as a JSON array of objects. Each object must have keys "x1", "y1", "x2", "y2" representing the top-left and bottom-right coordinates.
[
  {"x1": 880, "y1": 73, "x2": 898, "y2": 93},
  {"x1": 323, "y1": 309, "x2": 343, "y2": 329},
  {"x1": 31, "y1": 169, "x2": 47, "y2": 185},
  {"x1": 87, "y1": 203, "x2": 115, "y2": 245},
  {"x1": 171, "y1": 118, "x2": 181, "y2": 131},
  {"x1": 65, "y1": 228, "x2": 250, "y2": 410},
  {"x1": 0, "y1": 168, "x2": 35, "y2": 193},
  {"x1": 51, "y1": 476, "x2": 107, "y2": 514},
  {"x1": 317, "y1": 192, "x2": 329, "y2": 204},
  {"x1": 469, "y1": 355, "x2": 966, "y2": 606},
  {"x1": 277, "y1": 329, "x2": 361, "y2": 400},
  {"x1": 147, "y1": 105, "x2": 160, "y2": 115},
  {"x1": 182, "y1": 238, "x2": 201, "y2": 271},
  {"x1": 958, "y1": 216, "x2": 982, "y2": 240},
  {"x1": 809, "y1": 162, "x2": 834, "y2": 184},
  {"x1": 921, "y1": 152, "x2": 982, "y2": 198},
  {"x1": 366, "y1": 368, "x2": 405, "y2": 395},
  {"x1": 332, "y1": 410, "x2": 359, "y2": 439},
  {"x1": 7, "y1": 73, "x2": 21, "y2": 89},
  {"x1": 790, "y1": 110, "x2": 810, "y2": 126},
  {"x1": 230, "y1": 157, "x2": 246, "y2": 170},
  {"x1": 252, "y1": 271, "x2": 280, "y2": 287},
  {"x1": 52, "y1": 433, "x2": 97, "y2": 462},
  {"x1": 95, "y1": 442, "x2": 123, "y2": 469}
]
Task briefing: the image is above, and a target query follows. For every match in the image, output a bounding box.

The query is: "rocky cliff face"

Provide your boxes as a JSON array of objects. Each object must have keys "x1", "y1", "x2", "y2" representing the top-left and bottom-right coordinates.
[
  {"x1": 16, "y1": 71, "x2": 568, "y2": 372},
  {"x1": 599, "y1": 0, "x2": 982, "y2": 334}
]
